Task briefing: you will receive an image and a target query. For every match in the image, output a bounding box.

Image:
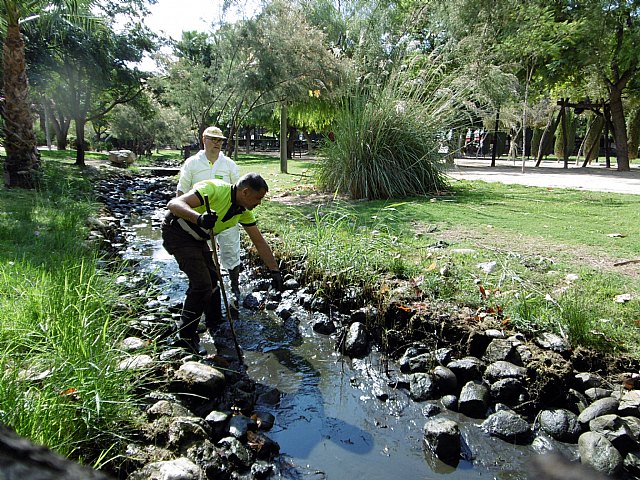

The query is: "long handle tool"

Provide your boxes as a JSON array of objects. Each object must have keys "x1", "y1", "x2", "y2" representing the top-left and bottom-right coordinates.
[{"x1": 204, "y1": 195, "x2": 244, "y2": 363}]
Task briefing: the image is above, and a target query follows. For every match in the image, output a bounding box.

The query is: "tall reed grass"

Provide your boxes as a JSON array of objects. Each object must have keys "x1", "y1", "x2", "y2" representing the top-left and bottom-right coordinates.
[{"x1": 317, "y1": 61, "x2": 471, "y2": 200}]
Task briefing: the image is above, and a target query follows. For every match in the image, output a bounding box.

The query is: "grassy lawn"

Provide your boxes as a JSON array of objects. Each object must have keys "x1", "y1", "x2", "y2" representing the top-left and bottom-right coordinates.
[{"x1": 228, "y1": 152, "x2": 640, "y2": 359}]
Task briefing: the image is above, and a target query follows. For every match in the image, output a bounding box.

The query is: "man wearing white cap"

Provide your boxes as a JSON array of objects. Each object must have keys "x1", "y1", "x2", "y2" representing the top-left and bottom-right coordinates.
[{"x1": 177, "y1": 126, "x2": 243, "y2": 313}]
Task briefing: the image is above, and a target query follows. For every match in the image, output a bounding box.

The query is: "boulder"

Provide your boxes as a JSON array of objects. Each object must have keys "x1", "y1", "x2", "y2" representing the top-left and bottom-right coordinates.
[
  {"x1": 341, "y1": 322, "x2": 369, "y2": 358},
  {"x1": 447, "y1": 356, "x2": 485, "y2": 385},
  {"x1": 458, "y1": 381, "x2": 490, "y2": 418},
  {"x1": 481, "y1": 409, "x2": 533, "y2": 444},
  {"x1": 618, "y1": 390, "x2": 640, "y2": 417},
  {"x1": 108, "y1": 149, "x2": 136, "y2": 167},
  {"x1": 589, "y1": 414, "x2": 639, "y2": 454},
  {"x1": 538, "y1": 408, "x2": 582, "y2": 443},
  {"x1": 423, "y1": 417, "x2": 461, "y2": 465},
  {"x1": 410, "y1": 373, "x2": 438, "y2": 401},
  {"x1": 171, "y1": 361, "x2": 226, "y2": 399},
  {"x1": 577, "y1": 397, "x2": 619, "y2": 427},
  {"x1": 128, "y1": 457, "x2": 205, "y2": 480},
  {"x1": 578, "y1": 431, "x2": 623, "y2": 476}
]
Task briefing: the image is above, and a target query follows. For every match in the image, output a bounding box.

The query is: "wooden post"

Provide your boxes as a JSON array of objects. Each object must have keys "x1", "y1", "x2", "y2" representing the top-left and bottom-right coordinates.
[
  {"x1": 491, "y1": 108, "x2": 500, "y2": 167},
  {"x1": 280, "y1": 103, "x2": 288, "y2": 174},
  {"x1": 560, "y1": 98, "x2": 569, "y2": 169}
]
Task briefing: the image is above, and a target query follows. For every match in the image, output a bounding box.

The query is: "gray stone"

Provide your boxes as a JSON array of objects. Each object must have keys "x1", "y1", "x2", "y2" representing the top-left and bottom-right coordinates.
[
  {"x1": 342, "y1": 322, "x2": 369, "y2": 358},
  {"x1": 538, "y1": 408, "x2": 582, "y2": 443},
  {"x1": 577, "y1": 397, "x2": 619, "y2": 427},
  {"x1": 254, "y1": 411, "x2": 276, "y2": 431},
  {"x1": 447, "y1": 356, "x2": 485, "y2": 385},
  {"x1": 584, "y1": 387, "x2": 613, "y2": 402},
  {"x1": 535, "y1": 332, "x2": 571, "y2": 354},
  {"x1": 217, "y1": 436, "x2": 253, "y2": 468},
  {"x1": 484, "y1": 329, "x2": 505, "y2": 339},
  {"x1": 283, "y1": 278, "x2": 299, "y2": 290},
  {"x1": 147, "y1": 400, "x2": 194, "y2": 421},
  {"x1": 421, "y1": 403, "x2": 441, "y2": 417},
  {"x1": 441, "y1": 394, "x2": 458, "y2": 410},
  {"x1": 484, "y1": 360, "x2": 527, "y2": 382},
  {"x1": 458, "y1": 381, "x2": 490, "y2": 418},
  {"x1": 490, "y1": 378, "x2": 526, "y2": 405},
  {"x1": 432, "y1": 365, "x2": 457, "y2": 395},
  {"x1": 311, "y1": 313, "x2": 336, "y2": 335},
  {"x1": 172, "y1": 361, "x2": 226, "y2": 398},
  {"x1": 275, "y1": 300, "x2": 294, "y2": 320},
  {"x1": 434, "y1": 348, "x2": 454, "y2": 365},
  {"x1": 578, "y1": 432, "x2": 623, "y2": 476},
  {"x1": 574, "y1": 372, "x2": 603, "y2": 392},
  {"x1": 118, "y1": 354, "x2": 153, "y2": 371},
  {"x1": 410, "y1": 373, "x2": 438, "y2": 401},
  {"x1": 483, "y1": 339, "x2": 522, "y2": 365},
  {"x1": 481, "y1": 409, "x2": 532, "y2": 444},
  {"x1": 623, "y1": 451, "x2": 640, "y2": 477},
  {"x1": 407, "y1": 352, "x2": 436, "y2": 373},
  {"x1": 128, "y1": 457, "x2": 205, "y2": 480},
  {"x1": 167, "y1": 417, "x2": 211, "y2": 450},
  {"x1": 423, "y1": 417, "x2": 461, "y2": 464},
  {"x1": 204, "y1": 410, "x2": 230, "y2": 438},
  {"x1": 398, "y1": 345, "x2": 428, "y2": 373},
  {"x1": 618, "y1": 390, "x2": 640, "y2": 417},
  {"x1": 589, "y1": 414, "x2": 639, "y2": 454},
  {"x1": 228, "y1": 415, "x2": 250, "y2": 440},
  {"x1": 623, "y1": 416, "x2": 640, "y2": 440},
  {"x1": 567, "y1": 388, "x2": 590, "y2": 413}
]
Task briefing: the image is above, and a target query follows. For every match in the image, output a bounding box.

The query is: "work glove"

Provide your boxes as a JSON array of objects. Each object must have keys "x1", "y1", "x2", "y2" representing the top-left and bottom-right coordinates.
[
  {"x1": 197, "y1": 211, "x2": 217, "y2": 230},
  {"x1": 269, "y1": 270, "x2": 284, "y2": 292}
]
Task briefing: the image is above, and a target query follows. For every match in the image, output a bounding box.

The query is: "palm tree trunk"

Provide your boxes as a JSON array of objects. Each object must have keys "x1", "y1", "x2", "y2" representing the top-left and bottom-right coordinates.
[{"x1": 3, "y1": 22, "x2": 40, "y2": 187}]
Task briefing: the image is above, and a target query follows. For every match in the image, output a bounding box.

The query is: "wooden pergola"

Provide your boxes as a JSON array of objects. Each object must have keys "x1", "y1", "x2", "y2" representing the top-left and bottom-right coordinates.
[{"x1": 534, "y1": 98, "x2": 613, "y2": 169}]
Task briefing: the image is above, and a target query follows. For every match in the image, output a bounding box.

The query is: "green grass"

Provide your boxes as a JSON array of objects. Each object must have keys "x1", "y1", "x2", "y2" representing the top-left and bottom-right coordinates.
[
  {"x1": 33, "y1": 147, "x2": 640, "y2": 357},
  {"x1": 0, "y1": 158, "x2": 151, "y2": 466},
  {"x1": 240, "y1": 156, "x2": 640, "y2": 358}
]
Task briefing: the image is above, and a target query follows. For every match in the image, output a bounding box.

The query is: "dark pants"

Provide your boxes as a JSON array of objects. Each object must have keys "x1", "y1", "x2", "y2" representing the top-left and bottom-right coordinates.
[{"x1": 162, "y1": 223, "x2": 222, "y2": 339}]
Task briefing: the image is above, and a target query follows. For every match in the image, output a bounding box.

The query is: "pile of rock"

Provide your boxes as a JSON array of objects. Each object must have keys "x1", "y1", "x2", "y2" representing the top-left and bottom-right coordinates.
[
  {"x1": 116, "y1": 333, "x2": 282, "y2": 479},
  {"x1": 390, "y1": 329, "x2": 640, "y2": 478}
]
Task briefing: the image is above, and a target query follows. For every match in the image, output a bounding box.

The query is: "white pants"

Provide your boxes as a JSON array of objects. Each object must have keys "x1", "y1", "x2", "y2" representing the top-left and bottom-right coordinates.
[{"x1": 215, "y1": 224, "x2": 241, "y2": 271}]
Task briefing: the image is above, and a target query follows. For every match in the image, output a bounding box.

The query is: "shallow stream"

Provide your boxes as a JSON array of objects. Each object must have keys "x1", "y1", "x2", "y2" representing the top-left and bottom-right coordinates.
[{"x1": 117, "y1": 187, "x2": 556, "y2": 480}]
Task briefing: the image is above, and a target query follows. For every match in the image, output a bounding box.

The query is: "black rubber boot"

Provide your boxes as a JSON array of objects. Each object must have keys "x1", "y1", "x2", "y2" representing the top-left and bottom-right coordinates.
[{"x1": 229, "y1": 266, "x2": 241, "y2": 313}]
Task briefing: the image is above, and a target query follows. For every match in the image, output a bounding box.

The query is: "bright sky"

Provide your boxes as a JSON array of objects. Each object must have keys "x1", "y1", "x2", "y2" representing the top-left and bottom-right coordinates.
[
  {"x1": 145, "y1": 0, "x2": 259, "y2": 41},
  {"x1": 137, "y1": 0, "x2": 260, "y2": 71}
]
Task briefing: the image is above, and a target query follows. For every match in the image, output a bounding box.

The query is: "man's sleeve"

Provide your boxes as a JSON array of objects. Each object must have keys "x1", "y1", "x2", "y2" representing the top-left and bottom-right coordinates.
[
  {"x1": 230, "y1": 161, "x2": 240, "y2": 184},
  {"x1": 238, "y1": 209, "x2": 257, "y2": 227},
  {"x1": 176, "y1": 161, "x2": 193, "y2": 193}
]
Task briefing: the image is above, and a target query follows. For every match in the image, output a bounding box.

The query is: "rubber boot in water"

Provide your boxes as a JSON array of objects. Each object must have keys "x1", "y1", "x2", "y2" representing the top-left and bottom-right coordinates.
[{"x1": 229, "y1": 265, "x2": 241, "y2": 315}]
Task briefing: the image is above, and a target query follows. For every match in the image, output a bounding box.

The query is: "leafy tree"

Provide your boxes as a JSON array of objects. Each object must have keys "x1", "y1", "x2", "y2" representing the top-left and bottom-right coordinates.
[
  {"x1": 1, "y1": 0, "x2": 95, "y2": 187},
  {"x1": 35, "y1": 9, "x2": 155, "y2": 165},
  {"x1": 568, "y1": 0, "x2": 640, "y2": 171}
]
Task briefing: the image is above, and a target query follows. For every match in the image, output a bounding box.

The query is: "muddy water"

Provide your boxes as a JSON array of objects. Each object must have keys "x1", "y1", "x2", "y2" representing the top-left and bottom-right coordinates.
[{"x1": 123, "y1": 209, "x2": 547, "y2": 480}]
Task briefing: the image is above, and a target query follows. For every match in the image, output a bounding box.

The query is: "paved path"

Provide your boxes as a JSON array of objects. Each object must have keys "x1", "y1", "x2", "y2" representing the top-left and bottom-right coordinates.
[{"x1": 445, "y1": 158, "x2": 640, "y2": 195}]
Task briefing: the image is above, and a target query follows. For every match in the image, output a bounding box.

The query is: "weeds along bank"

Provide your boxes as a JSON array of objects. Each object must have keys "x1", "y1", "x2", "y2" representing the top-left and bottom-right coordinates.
[{"x1": 0, "y1": 162, "x2": 151, "y2": 467}]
